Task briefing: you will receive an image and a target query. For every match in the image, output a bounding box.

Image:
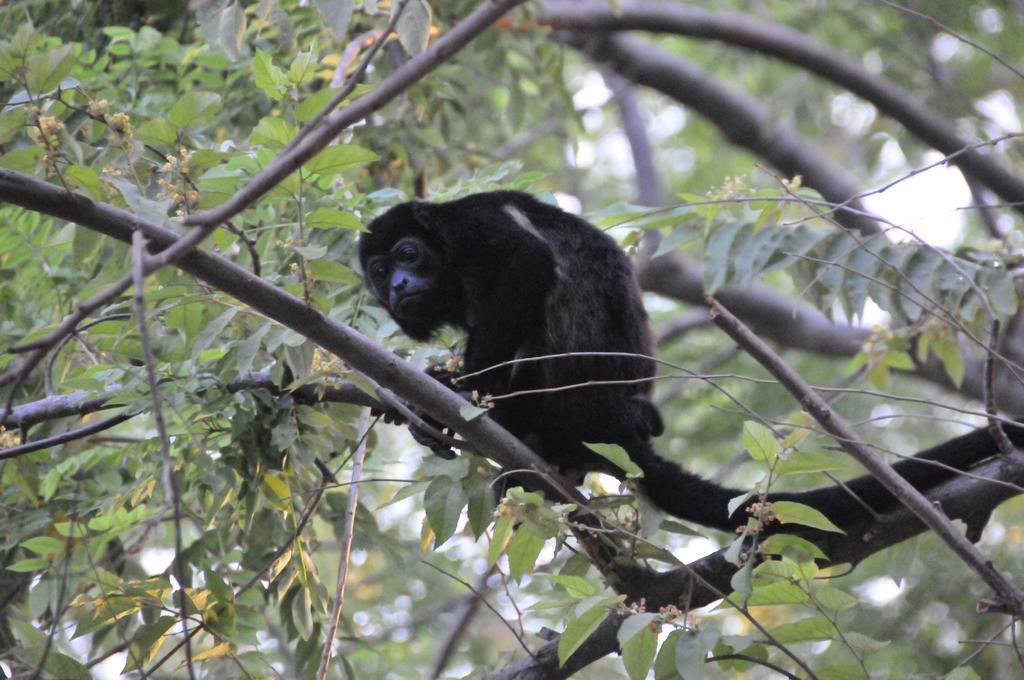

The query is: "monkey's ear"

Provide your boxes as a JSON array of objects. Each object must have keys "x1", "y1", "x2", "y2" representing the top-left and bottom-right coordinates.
[{"x1": 411, "y1": 202, "x2": 437, "y2": 232}]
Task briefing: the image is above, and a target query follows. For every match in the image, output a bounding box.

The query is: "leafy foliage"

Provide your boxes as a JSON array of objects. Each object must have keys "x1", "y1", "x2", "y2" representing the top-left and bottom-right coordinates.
[{"x1": 0, "y1": 1, "x2": 1023, "y2": 679}]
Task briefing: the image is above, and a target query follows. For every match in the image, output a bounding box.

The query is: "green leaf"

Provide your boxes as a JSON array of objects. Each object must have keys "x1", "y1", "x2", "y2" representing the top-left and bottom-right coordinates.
[
  {"x1": 774, "y1": 449, "x2": 843, "y2": 476},
  {"x1": 703, "y1": 221, "x2": 745, "y2": 292},
  {"x1": 52, "y1": 522, "x2": 88, "y2": 538},
  {"x1": 726, "y1": 489, "x2": 755, "y2": 521},
  {"x1": 545, "y1": 575, "x2": 597, "y2": 599},
  {"x1": 198, "y1": 0, "x2": 247, "y2": 61},
  {"x1": 7, "y1": 558, "x2": 49, "y2": 572},
  {"x1": 305, "y1": 144, "x2": 378, "y2": 177},
  {"x1": 423, "y1": 476, "x2": 466, "y2": 548},
  {"x1": 654, "y1": 629, "x2": 684, "y2": 679},
  {"x1": 617, "y1": 613, "x2": 658, "y2": 646},
  {"x1": 814, "y1": 586, "x2": 858, "y2": 612},
  {"x1": 128, "y1": 616, "x2": 175, "y2": 666},
  {"x1": 768, "y1": 616, "x2": 834, "y2": 644},
  {"x1": 236, "y1": 322, "x2": 271, "y2": 375},
  {"x1": 745, "y1": 580, "x2": 808, "y2": 606},
  {"x1": 191, "y1": 307, "x2": 239, "y2": 365},
  {"x1": 506, "y1": 526, "x2": 545, "y2": 581},
  {"x1": 306, "y1": 208, "x2": 366, "y2": 230},
  {"x1": 136, "y1": 118, "x2": 177, "y2": 147},
  {"x1": 771, "y1": 500, "x2": 845, "y2": 534},
  {"x1": 308, "y1": 259, "x2": 360, "y2": 283},
  {"x1": 742, "y1": 421, "x2": 780, "y2": 463},
  {"x1": 21, "y1": 536, "x2": 65, "y2": 555},
  {"x1": 621, "y1": 622, "x2": 659, "y2": 680},
  {"x1": 316, "y1": 0, "x2": 354, "y2": 37},
  {"x1": 584, "y1": 442, "x2": 643, "y2": 478},
  {"x1": 288, "y1": 48, "x2": 318, "y2": 86},
  {"x1": 488, "y1": 513, "x2": 515, "y2": 566},
  {"x1": 760, "y1": 534, "x2": 828, "y2": 561},
  {"x1": 933, "y1": 333, "x2": 964, "y2": 388},
  {"x1": 557, "y1": 604, "x2": 607, "y2": 667},
  {"x1": 0, "y1": 145, "x2": 42, "y2": 171},
  {"x1": 263, "y1": 473, "x2": 290, "y2": 501},
  {"x1": 729, "y1": 559, "x2": 753, "y2": 603},
  {"x1": 168, "y1": 91, "x2": 223, "y2": 128},
  {"x1": 818, "y1": 664, "x2": 873, "y2": 680},
  {"x1": 252, "y1": 116, "x2": 297, "y2": 148},
  {"x1": 394, "y1": 0, "x2": 432, "y2": 56},
  {"x1": 0, "y1": 107, "x2": 27, "y2": 144},
  {"x1": 675, "y1": 629, "x2": 718, "y2": 679},
  {"x1": 297, "y1": 87, "x2": 343, "y2": 122},
  {"x1": 293, "y1": 244, "x2": 327, "y2": 260},
  {"x1": 466, "y1": 477, "x2": 494, "y2": 539},
  {"x1": 254, "y1": 50, "x2": 288, "y2": 101},
  {"x1": 38, "y1": 650, "x2": 90, "y2": 680},
  {"x1": 64, "y1": 165, "x2": 104, "y2": 200},
  {"x1": 25, "y1": 44, "x2": 74, "y2": 93}
]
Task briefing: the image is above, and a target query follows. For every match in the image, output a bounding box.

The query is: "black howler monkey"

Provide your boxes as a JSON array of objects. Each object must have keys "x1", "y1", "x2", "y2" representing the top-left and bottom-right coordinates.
[{"x1": 359, "y1": 191, "x2": 1023, "y2": 533}]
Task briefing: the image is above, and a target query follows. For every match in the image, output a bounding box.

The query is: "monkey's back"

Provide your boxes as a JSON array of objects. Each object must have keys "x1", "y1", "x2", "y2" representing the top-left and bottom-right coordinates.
[{"x1": 490, "y1": 193, "x2": 661, "y2": 445}]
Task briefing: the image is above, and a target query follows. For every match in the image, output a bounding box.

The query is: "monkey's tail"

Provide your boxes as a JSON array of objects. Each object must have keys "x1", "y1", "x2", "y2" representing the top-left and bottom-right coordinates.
[
  {"x1": 625, "y1": 438, "x2": 747, "y2": 532},
  {"x1": 626, "y1": 419, "x2": 1024, "y2": 533}
]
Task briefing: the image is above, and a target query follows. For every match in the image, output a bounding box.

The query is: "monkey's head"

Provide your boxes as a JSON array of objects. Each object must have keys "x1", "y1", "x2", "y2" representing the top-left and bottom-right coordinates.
[{"x1": 359, "y1": 202, "x2": 462, "y2": 340}]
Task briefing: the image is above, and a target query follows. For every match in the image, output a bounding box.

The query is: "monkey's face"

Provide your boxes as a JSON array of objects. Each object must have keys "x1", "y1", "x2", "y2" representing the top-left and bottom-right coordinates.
[{"x1": 362, "y1": 235, "x2": 449, "y2": 340}]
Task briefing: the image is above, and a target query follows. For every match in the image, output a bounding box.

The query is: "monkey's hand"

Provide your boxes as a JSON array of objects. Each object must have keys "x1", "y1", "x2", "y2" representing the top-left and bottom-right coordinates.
[
  {"x1": 407, "y1": 386, "x2": 479, "y2": 461},
  {"x1": 370, "y1": 394, "x2": 459, "y2": 459},
  {"x1": 408, "y1": 414, "x2": 458, "y2": 460}
]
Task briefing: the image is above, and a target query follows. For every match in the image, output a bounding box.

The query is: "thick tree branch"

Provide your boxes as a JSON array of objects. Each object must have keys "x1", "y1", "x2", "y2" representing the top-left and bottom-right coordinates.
[
  {"x1": 559, "y1": 31, "x2": 882, "y2": 236},
  {"x1": 539, "y1": 1, "x2": 1024, "y2": 216},
  {"x1": 605, "y1": 72, "x2": 663, "y2": 208},
  {"x1": 638, "y1": 252, "x2": 1024, "y2": 412},
  {"x1": 0, "y1": 374, "x2": 381, "y2": 435}
]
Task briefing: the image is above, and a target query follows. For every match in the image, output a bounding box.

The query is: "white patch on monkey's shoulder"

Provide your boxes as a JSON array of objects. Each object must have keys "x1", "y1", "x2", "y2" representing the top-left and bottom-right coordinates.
[{"x1": 503, "y1": 204, "x2": 543, "y2": 240}]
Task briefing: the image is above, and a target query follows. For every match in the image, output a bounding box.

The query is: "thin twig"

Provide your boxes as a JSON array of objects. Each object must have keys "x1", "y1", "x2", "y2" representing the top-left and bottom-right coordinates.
[
  {"x1": 132, "y1": 230, "x2": 196, "y2": 680},
  {"x1": 985, "y1": 319, "x2": 1016, "y2": 455},
  {"x1": 707, "y1": 653, "x2": 801, "y2": 680},
  {"x1": 428, "y1": 567, "x2": 496, "y2": 679},
  {"x1": 286, "y1": 0, "x2": 410, "y2": 153},
  {"x1": 420, "y1": 560, "x2": 537, "y2": 661},
  {"x1": 873, "y1": 0, "x2": 1024, "y2": 81},
  {"x1": 44, "y1": 313, "x2": 131, "y2": 395},
  {"x1": 0, "y1": 411, "x2": 134, "y2": 461},
  {"x1": 317, "y1": 407, "x2": 372, "y2": 679}
]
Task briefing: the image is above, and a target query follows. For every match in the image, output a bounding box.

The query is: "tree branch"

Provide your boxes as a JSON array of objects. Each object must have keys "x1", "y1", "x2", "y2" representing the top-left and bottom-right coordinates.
[
  {"x1": 638, "y1": 252, "x2": 1024, "y2": 412},
  {"x1": 558, "y1": 31, "x2": 882, "y2": 236},
  {"x1": 539, "y1": 1, "x2": 1024, "y2": 216},
  {"x1": 707, "y1": 296, "x2": 1024, "y2": 615}
]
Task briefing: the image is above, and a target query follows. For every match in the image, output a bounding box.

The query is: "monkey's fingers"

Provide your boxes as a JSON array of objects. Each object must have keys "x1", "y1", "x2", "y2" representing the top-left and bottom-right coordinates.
[
  {"x1": 371, "y1": 404, "x2": 407, "y2": 425},
  {"x1": 409, "y1": 422, "x2": 458, "y2": 459}
]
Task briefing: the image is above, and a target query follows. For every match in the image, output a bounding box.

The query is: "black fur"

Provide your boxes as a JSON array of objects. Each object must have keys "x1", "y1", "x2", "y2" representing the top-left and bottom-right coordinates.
[{"x1": 359, "y1": 191, "x2": 1023, "y2": 533}]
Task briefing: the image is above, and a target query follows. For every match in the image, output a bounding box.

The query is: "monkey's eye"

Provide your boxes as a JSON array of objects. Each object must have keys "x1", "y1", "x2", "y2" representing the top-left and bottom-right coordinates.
[
  {"x1": 368, "y1": 260, "x2": 388, "y2": 281},
  {"x1": 395, "y1": 243, "x2": 419, "y2": 264}
]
